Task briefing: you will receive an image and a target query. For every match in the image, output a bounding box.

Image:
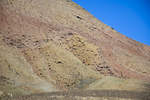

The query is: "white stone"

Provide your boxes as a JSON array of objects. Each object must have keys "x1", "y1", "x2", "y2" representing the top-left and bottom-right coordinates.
[{"x1": 0, "y1": 91, "x2": 3, "y2": 96}]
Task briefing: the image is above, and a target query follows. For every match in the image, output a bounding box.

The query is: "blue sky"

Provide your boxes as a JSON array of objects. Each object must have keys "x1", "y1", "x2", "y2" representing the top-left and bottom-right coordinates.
[{"x1": 72, "y1": 0, "x2": 150, "y2": 46}]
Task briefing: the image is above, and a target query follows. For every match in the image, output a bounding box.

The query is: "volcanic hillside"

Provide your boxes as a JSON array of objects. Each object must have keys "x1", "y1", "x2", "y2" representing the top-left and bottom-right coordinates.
[{"x1": 0, "y1": 0, "x2": 150, "y2": 99}]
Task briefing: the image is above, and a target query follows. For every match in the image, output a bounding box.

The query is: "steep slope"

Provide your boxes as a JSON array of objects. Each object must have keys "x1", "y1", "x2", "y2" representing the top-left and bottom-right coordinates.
[
  {"x1": 0, "y1": 0, "x2": 150, "y2": 99},
  {"x1": 0, "y1": 37, "x2": 57, "y2": 95}
]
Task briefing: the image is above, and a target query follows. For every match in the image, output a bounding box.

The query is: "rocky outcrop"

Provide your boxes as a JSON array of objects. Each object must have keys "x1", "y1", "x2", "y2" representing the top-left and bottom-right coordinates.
[{"x1": 0, "y1": 0, "x2": 150, "y2": 99}]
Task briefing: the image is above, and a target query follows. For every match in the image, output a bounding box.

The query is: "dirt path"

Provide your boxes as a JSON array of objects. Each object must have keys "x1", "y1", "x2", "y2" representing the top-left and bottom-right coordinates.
[{"x1": 2, "y1": 90, "x2": 150, "y2": 100}]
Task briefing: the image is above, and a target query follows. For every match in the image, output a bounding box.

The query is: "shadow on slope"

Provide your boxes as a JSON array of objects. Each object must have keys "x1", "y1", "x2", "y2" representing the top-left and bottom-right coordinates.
[{"x1": 144, "y1": 83, "x2": 150, "y2": 92}]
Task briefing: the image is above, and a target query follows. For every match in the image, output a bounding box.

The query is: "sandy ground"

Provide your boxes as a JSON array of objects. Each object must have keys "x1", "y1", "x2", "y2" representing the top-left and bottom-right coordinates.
[{"x1": 2, "y1": 90, "x2": 150, "y2": 100}]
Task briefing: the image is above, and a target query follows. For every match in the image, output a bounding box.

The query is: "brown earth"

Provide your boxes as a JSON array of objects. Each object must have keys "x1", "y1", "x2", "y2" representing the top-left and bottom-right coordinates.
[
  {"x1": 2, "y1": 90, "x2": 150, "y2": 100},
  {"x1": 0, "y1": 0, "x2": 150, "y2": 100}
]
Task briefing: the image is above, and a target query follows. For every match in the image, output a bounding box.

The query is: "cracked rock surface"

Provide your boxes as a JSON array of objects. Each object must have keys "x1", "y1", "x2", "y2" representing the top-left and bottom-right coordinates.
[{"x1": 0, "y1": 0, "x2": 150, "y2": 100}]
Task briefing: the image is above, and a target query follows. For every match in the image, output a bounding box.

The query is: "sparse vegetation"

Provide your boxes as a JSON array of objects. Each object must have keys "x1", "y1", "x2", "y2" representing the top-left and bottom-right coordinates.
[{"x1": 0, "y1": 0, "x2": 150, "y2": 100}]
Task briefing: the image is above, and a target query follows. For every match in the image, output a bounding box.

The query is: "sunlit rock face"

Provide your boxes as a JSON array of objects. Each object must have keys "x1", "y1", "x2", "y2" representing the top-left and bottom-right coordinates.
[{"x1": 0, "y1": 0, "x2": 150, "y2": 99}]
